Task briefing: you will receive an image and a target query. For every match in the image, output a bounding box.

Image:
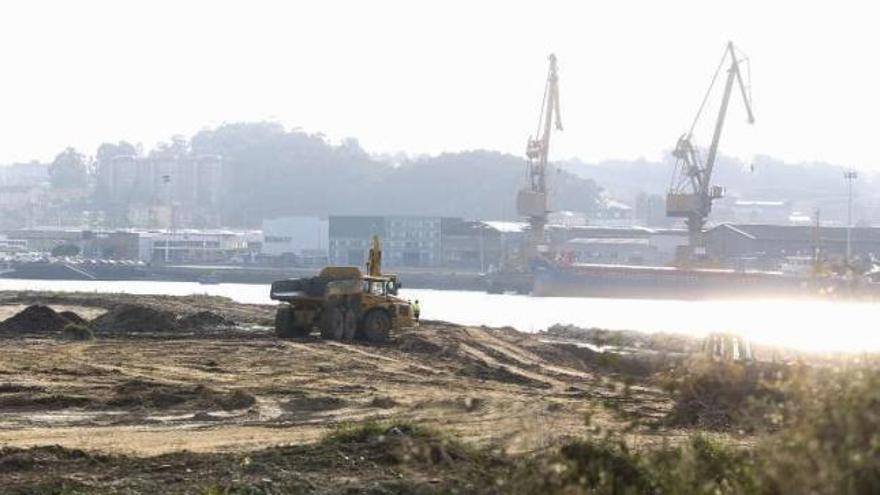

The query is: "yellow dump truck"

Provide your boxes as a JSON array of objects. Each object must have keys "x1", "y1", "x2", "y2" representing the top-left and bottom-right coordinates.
[{"x1": 269, "y1": 237, "x2": 414, "y2": 342}]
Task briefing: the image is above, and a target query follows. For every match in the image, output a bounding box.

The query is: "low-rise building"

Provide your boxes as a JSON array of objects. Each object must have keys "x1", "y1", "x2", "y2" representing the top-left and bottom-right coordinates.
[
  {"x1": 705, "y1": 223, "x2": 880, "y2": 262},
  {"x1": 83, "y1": 231, "x2": 145, "y2": 260},
  {"x1": 329, "y1": 215, "x2": 385, "y2": 266},
  {"x1": 0, "y1": 236, "x2": 27, "y2": 253},
  {"x1": 329, "y1": 215, "x2": 446, "y2": 268},
  {"x1": 548, "y1": 225, "x2": 686, "y2": 266},
  {"x1": 148, "y1": 230, "x2": 250, "y2": 264},
  {"x1": 2, "y1": 227, "x2": 256, "y2": 264},
  {"x1": 262, "y1": 216, "x2": 328, "y2": 262},
  {"x1": 439, "y1": 219, "x2": 503, "y2": 271},
  {"x1": 2, "y1": 227, "x2": 84, "y2": 253}
]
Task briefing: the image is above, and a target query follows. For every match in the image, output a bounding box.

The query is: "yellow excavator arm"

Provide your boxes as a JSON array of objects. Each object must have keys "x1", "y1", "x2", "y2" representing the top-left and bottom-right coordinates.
[{"x1": 367, "y1": 235, "x2": 382, "y2": 277}]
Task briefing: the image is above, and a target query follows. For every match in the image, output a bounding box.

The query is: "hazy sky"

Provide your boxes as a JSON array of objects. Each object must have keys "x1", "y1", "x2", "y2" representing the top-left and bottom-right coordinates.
[{"x1": 0, "y1": 1, "x2": 877, "y2": 169}]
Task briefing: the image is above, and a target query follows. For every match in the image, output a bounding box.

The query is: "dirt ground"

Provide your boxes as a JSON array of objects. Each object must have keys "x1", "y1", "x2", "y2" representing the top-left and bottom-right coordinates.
[{"x1": 0, "y1": 291, "x2": 678, "y2": 492}]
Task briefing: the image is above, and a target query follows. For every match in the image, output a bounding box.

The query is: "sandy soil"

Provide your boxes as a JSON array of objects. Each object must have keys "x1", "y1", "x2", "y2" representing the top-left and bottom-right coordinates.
[{"x1": 0, "y1": 292, "x2": 675, "y2": 459}]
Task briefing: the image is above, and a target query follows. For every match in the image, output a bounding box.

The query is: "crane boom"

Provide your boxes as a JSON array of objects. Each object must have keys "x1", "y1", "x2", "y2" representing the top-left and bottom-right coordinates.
[
  {"x1": 704, "y1": 42, "x2": 754, "y2": 190},
  {"x1": 667, "y1": 41, "x2": 754, "y2": 261},
  {"x1": 518, "y1": 54, "x2": 562, "y2": 262}
]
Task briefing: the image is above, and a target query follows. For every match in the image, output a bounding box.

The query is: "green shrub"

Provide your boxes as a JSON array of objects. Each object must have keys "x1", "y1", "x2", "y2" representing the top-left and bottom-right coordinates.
[
  {"x1": 661, "y1": 361, "x2": 880, "y2": 494},
  {"x1": 507, "y1": 435, "x2": 757, "y2": 495},
  {"x1": 649, "y1": 435, "x2": 758, "y2": 494},
  {"x1": 663, "y1": 356, "x2": 786, "y2": 431},
  {"x1": 325, "y1": 421, "x2": 394, "y2": 444},
  {"x1": 753, "y1": 363, "x2": 880, "y2": 494}
]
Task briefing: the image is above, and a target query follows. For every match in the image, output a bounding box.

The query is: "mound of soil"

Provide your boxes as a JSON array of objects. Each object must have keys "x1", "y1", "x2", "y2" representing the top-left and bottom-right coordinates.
[
  {"x1": 0, "y1": 305, "x2": 72, "y2": 334},
  {"x1": 105, "y1": 379, "x2": 255, "y2": 411},
  {"x1": 179, "y1": 311, "x2": 236, "y2": 330},
  {"x1": 57, "y1": 311, "x2": 86, "y2": 325},
  {"x1": 91, "y1": 305, "x2": 180, "y2": 334}
]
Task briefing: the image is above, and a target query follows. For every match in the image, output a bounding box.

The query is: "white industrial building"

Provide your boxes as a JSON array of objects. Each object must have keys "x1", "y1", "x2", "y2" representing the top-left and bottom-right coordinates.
[{"x1": 261, "y1": 216, "x2": 328, "y2": 260}]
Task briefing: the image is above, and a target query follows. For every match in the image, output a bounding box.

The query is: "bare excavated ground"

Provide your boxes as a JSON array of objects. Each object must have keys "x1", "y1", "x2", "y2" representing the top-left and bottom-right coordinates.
[{"x1": 0, "y1": 291, "x2": 678, "y2": 493}]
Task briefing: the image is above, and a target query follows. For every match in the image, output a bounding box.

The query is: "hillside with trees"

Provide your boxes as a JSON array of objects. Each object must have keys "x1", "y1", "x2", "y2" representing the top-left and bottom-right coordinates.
[
  {"x1": 3, "y1": 121, "x2": 876, "y2": 230},
  {"x1": 186, "y1": 122, "x2": 602, "y2": 225}
]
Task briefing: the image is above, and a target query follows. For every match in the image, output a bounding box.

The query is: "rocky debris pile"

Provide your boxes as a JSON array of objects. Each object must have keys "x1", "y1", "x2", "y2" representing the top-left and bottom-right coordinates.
[
  {"x1": 0, "y1": 305, "x2": 84, "y2": 335},
  {"x1": 91, "y1": 304, "x2": 180, "y2": 334}
]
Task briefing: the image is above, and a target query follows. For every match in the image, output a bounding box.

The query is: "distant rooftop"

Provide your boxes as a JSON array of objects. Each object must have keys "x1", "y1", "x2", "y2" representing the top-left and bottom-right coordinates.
[
  {"x1": 567, "y1": 237, "x2": 651, "y2": 246},
  {"x1": 710, "y1": 223, "x2": 880, "y2": 243},
  {"x1": 733, "y1": 200, "x2": 788, "y2": 207},
  {"x1": 481, "y1": 221, "x2": 528, "y2": 233}
]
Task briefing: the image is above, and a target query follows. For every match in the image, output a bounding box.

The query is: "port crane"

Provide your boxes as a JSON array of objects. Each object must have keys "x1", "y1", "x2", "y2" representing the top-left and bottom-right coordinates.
[
  {"x1": 517, "y1": 53, "x2": 563, "y2": 262},
  {"x1": 667, "y1": 41, "x2": 754, "y2": 261}
]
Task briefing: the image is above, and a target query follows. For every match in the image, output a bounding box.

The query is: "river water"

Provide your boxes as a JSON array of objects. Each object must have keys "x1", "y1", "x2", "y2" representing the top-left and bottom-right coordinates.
[{"x1": 1, "y1": 278, "x2": 878, "y2": 353}]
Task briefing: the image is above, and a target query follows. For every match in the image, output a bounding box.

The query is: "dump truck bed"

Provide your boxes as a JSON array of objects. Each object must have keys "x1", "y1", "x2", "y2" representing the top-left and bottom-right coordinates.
[{"x1": 270, "y1": 277, "x2": 361, "y2": 303}]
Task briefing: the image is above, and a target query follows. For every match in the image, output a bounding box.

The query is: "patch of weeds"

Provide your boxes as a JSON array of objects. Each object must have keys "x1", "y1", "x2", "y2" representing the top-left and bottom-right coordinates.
[
  {"x1": 61, "y1": 324, "x2": 94, "y2": 341},
  {"x1": 662, "y1": 357, "x2": 786, "y2": 431},
  {"x1": 325, "y1": 421, "x2": 424, "y2": 444}
]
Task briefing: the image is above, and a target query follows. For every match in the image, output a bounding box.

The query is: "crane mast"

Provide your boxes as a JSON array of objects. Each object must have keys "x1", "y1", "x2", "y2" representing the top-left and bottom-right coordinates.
[
  {"x1": 518, "y1": 54, "x2": 563, "y2": 262},
  {"x1": 667, "y1": 41, "x2": 754, "y2": 262}
]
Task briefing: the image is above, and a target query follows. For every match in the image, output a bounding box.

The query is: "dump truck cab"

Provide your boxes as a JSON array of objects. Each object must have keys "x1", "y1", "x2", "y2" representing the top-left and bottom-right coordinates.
[{"x1": 359, "y1": 273, "x2": 415, "y2": 338}]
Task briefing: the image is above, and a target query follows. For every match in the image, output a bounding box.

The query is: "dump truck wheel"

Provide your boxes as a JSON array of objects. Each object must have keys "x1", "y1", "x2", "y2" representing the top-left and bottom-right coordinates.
[
  {"x1": 320, "y1": 307, "x2": 345, "y2": 340},
  {"x1": 275, "y1": 306, "x2": 294, "y2": 337},
  {"x1": 362, "y1": 310, "x2": 391, "y2": 343},
  {"x1": 342, "y1": 310, "x2": 357, "y2": 340},
  {"x1": 275, "y1": 306, "x2": 311, "y2": 338}
]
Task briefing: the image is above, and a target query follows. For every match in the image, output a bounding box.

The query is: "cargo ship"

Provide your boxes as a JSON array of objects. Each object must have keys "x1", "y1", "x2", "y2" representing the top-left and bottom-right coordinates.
[{"x1": 530, "y1": 261, "x2": 869, "y2": 300}]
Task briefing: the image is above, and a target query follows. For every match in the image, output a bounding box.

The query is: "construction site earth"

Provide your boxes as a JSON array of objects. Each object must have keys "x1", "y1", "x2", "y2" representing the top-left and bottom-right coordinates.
[{"x1": 0, "y1": 289, "x2": 755, "y2": 493}]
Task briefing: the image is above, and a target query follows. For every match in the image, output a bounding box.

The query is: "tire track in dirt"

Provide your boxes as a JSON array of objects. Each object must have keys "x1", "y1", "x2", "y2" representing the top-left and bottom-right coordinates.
[{"x1": 465, "y1": 328, "x2": 597, "y2": 382}]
